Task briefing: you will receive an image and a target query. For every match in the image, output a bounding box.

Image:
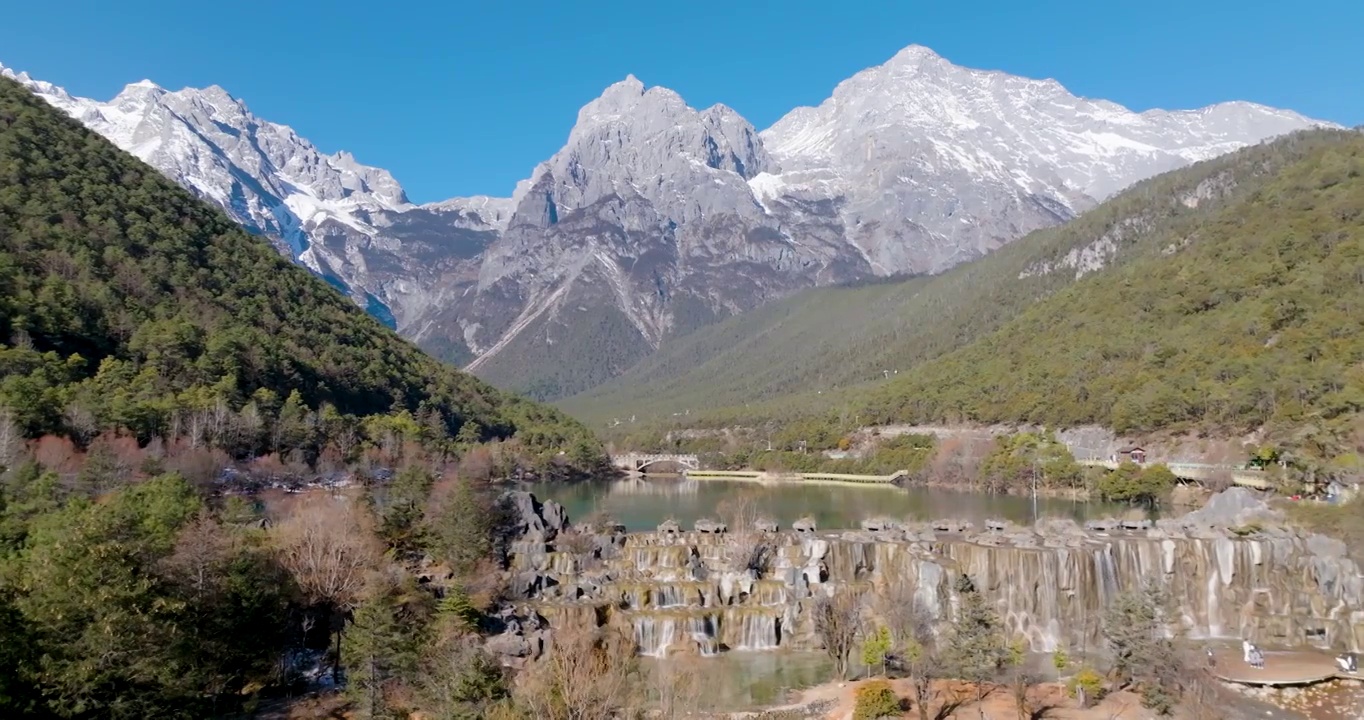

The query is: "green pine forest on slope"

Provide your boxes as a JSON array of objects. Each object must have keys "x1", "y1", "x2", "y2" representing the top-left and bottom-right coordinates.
[
  {"x1": 0, "y1": 75, "x2": 603, "y2": 473},
  {"x1": 563, "y1": 129, "x2": 1364, "y2": 471}
]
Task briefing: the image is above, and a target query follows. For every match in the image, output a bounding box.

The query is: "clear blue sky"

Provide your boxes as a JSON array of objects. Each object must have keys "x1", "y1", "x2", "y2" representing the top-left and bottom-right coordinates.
[{"x1": 3, "y1": 0, "x2": 1359, "y2": 203}]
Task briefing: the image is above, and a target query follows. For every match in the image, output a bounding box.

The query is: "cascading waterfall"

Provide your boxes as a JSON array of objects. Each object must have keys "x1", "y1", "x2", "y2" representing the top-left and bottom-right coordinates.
[
  {"x1": 631, "y1": 611, "x2": 720, "y2": 657},
  {"x1": 724, "y1": 610, "x2": 781, "y2": 651},
  {"x1": 516, "y1": 527, "x2": 1364, "y2": 658}
]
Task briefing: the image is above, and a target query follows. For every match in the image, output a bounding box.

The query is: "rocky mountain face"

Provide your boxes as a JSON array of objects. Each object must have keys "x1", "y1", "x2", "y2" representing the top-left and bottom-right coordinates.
[{"x1": 3, "y1": 49, "x2": 1332, "y2": 398}]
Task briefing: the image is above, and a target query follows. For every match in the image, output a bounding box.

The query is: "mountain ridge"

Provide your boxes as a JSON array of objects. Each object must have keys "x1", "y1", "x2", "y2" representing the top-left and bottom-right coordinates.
[
  {"x1": 561, "y1": 128, "x2": 1362, "y2": 430},
  {"x1": 1, "y1": 51, "x2": 1336, "y2": 399}
]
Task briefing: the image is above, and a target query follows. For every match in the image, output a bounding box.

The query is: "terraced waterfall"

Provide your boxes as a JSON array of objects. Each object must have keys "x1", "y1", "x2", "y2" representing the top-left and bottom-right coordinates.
[{"x1": 494, "y1": 492, "x2": 1364, "y2": 662}]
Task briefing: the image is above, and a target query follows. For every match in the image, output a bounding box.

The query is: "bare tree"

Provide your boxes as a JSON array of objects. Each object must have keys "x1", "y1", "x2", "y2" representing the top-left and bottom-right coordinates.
[
  {"x1": 514, "y1": 621, "x2": 641, "y2": 720},
  {"x1": 0, "y1": 406, "x2": 21, "y2": 475},
  {"x1": 62, "y1": 402, "x2": 97, "y2": 446},
  {"x1": 649, "y1": 652, "x2": 704, "y2": 719},
  {"x1": 814, "y1": 591, "x2": 862, "y2": 680},
  {"x1": 1204, "y1": 469, "x2": 1234, "y2": 494},
  {"x1": 879, "y1": 583, "x2": 959, "y2": 720},
  {"x1": 1009, "y1": 668, "x2": 1062, "y2": 719},
  {"x1": 161, "y1": 511, "x2": 234, "y2": 602},
  {"x1": 271, "y1": 493, "x2": 381, "y2": 612},
  {"x1": 164, "y1": 442, "x2": 230, "y2": 493},
  {"x1": 718, "y1": 489, "x2": 774, "y2": 574},
  {"x1": 271, "y1": 493, "x2": 383, "y2": 682}
]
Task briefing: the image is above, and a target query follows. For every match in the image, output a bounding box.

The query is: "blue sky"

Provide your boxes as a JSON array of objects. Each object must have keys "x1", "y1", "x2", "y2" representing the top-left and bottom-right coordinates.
[{"x1": 3, "y1": 0, "x2": 1359, "y2": 203}]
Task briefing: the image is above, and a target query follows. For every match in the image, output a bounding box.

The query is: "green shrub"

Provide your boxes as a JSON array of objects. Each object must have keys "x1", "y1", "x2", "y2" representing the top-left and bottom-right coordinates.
[{"x1": 852, "y1": 679, "x2": 901, "y2": 720}]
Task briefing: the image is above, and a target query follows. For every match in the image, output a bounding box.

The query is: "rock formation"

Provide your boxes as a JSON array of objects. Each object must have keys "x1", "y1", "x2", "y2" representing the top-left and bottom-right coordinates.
[{"x1": 492, "y1": 492, "x2": 1364, "y2": 661}]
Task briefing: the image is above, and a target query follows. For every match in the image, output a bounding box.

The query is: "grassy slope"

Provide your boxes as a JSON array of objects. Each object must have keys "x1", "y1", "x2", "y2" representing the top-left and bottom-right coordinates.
[
  {"x1": 562, "y1": 130, "x2": 1360, "y2": 430},
  {"x1": 0, "y1": 76, "x2": 597, "y2": 455}
]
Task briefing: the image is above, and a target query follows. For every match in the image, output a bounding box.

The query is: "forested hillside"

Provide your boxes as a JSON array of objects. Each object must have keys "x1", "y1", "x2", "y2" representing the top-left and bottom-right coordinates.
[
  {"x1": 0, "y1": 76, "x2": 601, "y2": 471},
  {"x1": 861, "y1": 133, "x2": 1364, "y2": 440},
  {"x1": 563, "y1": 130, "x2": 1363, "y2": 437}
]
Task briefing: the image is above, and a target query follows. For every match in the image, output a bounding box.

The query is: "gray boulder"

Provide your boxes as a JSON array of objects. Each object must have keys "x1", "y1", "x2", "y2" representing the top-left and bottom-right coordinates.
[
  {"x1": 658, "y1": 519, "x2": 681, "y2": 534},
  {"x1": 1180, "y1": 487, "x2": 1282, "y2": 529},
  {"x1": 793, "y1": 516, "x2": 818, "y2": 534}
]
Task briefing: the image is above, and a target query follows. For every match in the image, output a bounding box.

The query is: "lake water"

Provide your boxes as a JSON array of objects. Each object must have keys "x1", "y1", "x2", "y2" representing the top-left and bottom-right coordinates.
[{"x1": 526, "y1": 477, "x2": 1137, "y2": 531}]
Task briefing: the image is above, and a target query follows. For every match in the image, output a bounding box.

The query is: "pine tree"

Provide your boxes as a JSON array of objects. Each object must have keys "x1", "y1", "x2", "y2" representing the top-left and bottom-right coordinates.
[
  {"x1": 428, "y1": 479, "x2": 504, "y2": 575},
  {"x1": 343, "y1": 586, "x2": 415, "y2": 720},
  {"x1": 942, "y1": 574, "x2": 1007, "y2": 716}
]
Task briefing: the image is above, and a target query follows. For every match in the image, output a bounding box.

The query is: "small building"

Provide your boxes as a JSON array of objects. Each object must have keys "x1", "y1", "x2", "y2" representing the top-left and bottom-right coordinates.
[{"x1": 1118, "y1": 446, "x2": 1147, "y2": 464}]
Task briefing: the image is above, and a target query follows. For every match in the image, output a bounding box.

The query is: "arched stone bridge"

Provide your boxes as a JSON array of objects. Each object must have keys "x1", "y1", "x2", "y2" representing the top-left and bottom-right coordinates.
[{"x1": 611, "y1": 453, "x2": 701, "y2": 473}]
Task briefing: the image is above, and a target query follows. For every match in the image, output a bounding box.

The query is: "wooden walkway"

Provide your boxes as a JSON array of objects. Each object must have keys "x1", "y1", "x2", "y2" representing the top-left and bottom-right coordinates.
[{"x1": 1210, "y1": 648, "x2": 1364, "y2": 686}]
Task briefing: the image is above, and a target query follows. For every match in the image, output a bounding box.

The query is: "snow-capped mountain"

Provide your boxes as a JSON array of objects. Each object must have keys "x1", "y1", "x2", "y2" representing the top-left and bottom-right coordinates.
[
  {"x1": 2, "y1": 48, "x2": 1335, "y2": 398},
  {"x1": 758, "y1": 45, "x2": 1329, "y2": 273},
  {"x1": 0, "y1": 62, "x2": 497, "y2": 329}
]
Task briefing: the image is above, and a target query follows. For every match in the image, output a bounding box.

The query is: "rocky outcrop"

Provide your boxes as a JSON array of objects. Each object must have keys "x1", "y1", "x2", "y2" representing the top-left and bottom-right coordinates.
[{"x1": 504, "y1": 490, "x2": 569, "y2": 543}]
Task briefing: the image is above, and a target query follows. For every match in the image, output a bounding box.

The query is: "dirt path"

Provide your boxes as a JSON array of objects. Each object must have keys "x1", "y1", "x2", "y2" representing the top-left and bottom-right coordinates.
[{"x1": 754, "y1": 677, "x2": 1308, "y2": 720}]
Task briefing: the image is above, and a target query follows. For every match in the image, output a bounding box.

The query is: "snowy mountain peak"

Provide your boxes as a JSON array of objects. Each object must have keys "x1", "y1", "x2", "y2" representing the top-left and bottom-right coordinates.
[
  {"x1": 576, "y1": 74, "x2": 689, "y2": 128},
  {"x1": 3, "y1": 62, "x2": 429, "y2": 269},
  {"x1": 886, "y1": 43, "x2": 943, "y2": 66},
  {"x1": 505, "y1": 74, "x2": 777, "y2": 231},
  {"x1": 113, "y1": 79, "x2": 166, "y2": 101},
  {"x1": 764, "y1": 44, "x2": 1335, "y2": 200},
  {"x1": 1, "y1": 64, "x2": 70, "y2": 101}
]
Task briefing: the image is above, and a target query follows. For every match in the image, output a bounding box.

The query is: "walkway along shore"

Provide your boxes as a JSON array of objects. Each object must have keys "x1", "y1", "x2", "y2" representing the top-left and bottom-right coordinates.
[{"x1": 682, "y1": 468, "x2": 908, "y2": 488}]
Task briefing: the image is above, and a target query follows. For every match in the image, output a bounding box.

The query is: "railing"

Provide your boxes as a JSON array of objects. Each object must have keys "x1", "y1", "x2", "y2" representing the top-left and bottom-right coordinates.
[{"x1": 683, "y1": 469, "x2": 909, "y2": 485}]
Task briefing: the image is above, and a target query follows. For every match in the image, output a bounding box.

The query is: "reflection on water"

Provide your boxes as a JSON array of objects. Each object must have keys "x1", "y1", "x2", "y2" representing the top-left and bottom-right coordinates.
[
  {"x1": 642, "y1": 651, "x2": 833, "y2": 711},
  {"x1": 526, "y1": 477, "x2": 1136, "y2": 531}
]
